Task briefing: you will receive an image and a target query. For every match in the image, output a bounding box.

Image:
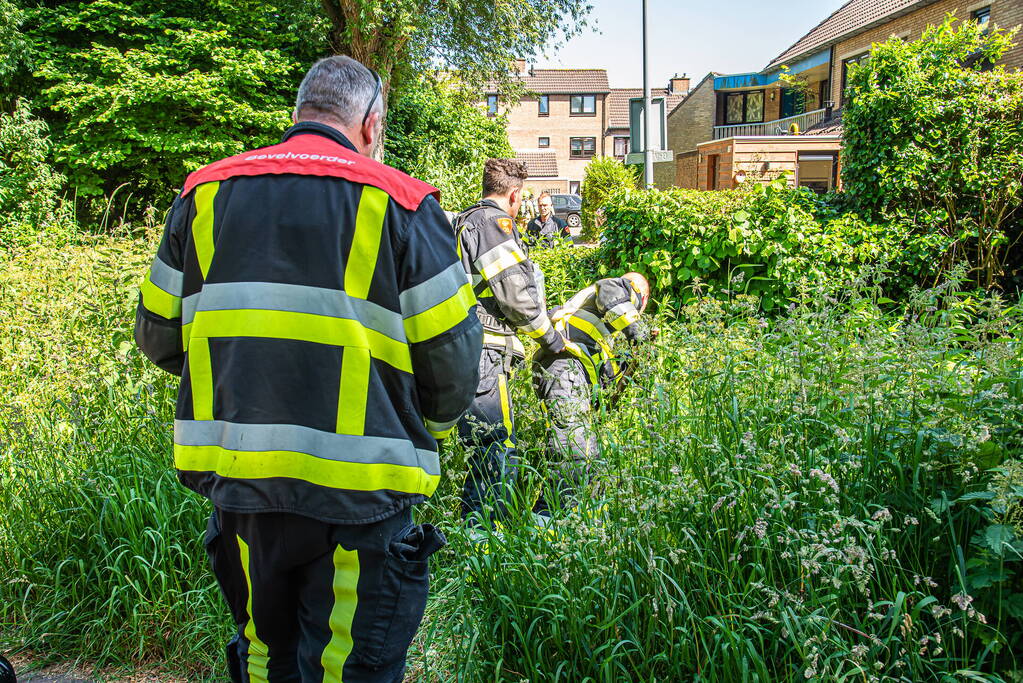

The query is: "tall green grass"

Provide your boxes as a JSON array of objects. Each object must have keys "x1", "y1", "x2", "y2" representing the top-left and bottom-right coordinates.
[{"x1": 2, "y1": 234, "x2": 1021, "y2": 681}]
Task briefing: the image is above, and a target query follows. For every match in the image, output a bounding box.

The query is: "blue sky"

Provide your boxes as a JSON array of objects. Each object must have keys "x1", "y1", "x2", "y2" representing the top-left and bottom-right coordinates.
[{"x1": 532, "y1": 0, "x2": 850, "y2": 88}]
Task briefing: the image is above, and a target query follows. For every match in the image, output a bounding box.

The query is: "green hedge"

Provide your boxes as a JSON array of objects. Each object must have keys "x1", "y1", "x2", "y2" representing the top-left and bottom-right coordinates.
[{"x1": 598, "y1": 179, "x2": 935, "y2": 309}]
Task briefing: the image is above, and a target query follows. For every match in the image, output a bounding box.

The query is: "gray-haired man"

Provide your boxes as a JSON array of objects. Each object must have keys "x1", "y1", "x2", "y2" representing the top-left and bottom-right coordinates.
[{"x1": 135, "y1": 55, "x2": 482, "y2": 681}]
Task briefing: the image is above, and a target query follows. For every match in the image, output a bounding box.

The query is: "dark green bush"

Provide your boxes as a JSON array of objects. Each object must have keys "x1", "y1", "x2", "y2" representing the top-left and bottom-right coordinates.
[
  {"x1": 580, "y1": 155, "x2": 637, "y2": 242},
  {"x1": 529, "y1": 243, "x2": 600, "y2": 306},
  {"x1": 842, "y1": 17, "x2": 1023, "y2": 289},
  {"x1": 599, "y1": 179, "x2": 930, "y2": 309}
]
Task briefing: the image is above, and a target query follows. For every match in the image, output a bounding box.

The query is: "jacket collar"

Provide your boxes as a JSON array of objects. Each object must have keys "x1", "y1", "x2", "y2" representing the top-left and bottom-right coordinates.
[{"x1": 282, "y1": 121, "x2": 358, "y2": 152}]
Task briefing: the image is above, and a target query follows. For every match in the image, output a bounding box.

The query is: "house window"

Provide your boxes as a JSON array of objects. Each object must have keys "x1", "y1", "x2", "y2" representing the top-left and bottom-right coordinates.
[
  {"x1": 724, "y1": 90, "x2": 765, "y2": 125},
  {"x1": 538, "y1": 95, "x2": 549, "y2": 116},
  {"x1": 570, "y1": 137, "x2": 596, "y2": 158},
  {"x1": 973, "y1": 6, "x2": 991, "y2": 32},
  {"x1": 538, "y1": 136, "x2": 550, "y2": 148},
  {"x1": 614, "y1": 136, "x2": 629, "y2": 158},
  {"x1": 841, "y1": 52, "x2": 870, "y2": 105},
  {"x1": 570, "y1": 95, "x2": 596, "y2": 115},
  {"x1": 487, "y1": 94, "x2": 498, "y2": 117}
]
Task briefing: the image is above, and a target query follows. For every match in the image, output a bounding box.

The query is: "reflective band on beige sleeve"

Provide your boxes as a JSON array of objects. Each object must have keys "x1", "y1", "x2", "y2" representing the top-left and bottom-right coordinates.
[
  {"x1": 474, "y1": 240, "x2": 526, "y2": 280},
  {"x1": 519, "y1": 313, "x2": 552, "y2": 339},
  {"x1": 320, "y1": 544, "x2": 360, "y2": 683},
  {"x1": 192, "y1": 182, "x2": 219, "y2": 280}
]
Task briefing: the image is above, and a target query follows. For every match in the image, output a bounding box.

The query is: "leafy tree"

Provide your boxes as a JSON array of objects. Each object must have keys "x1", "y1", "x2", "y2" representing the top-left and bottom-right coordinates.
[
  {"x1": 0, "y1": 98, "x2": 68, "y2": 246},
  {"x1": 385, "y1": 74, "x2": 511, "y2": 211},
  {"x1": 8, "y1": 0, "x2": 326, "y2": 211},
  {"x1": 580, "y1": 155, "x2": 637, "y2": 241},
  {"x1": 0, "y1": 0, "x2": 28, "y2": 96},
  {"x1": 842, "y1": 17, "x2": 1023, "y2": 289},
  {"x1": 320, "y1": 0, "x2": 592, "y2": 94}
]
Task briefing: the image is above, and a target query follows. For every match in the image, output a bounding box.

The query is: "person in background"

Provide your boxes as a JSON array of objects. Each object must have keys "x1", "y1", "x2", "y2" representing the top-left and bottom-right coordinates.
[
  {"x1": 525, "y1": 192, "x2": 571, "y2": 248},
  {"x1": 452, "y1": 159, "x2": 568, "y2": 527},
  {"x1": 135, "y1": 55, "x2": 481, "y2": 682},
  {"x1": 530, "y1": 273, "x2": 652, "y2": 519}
]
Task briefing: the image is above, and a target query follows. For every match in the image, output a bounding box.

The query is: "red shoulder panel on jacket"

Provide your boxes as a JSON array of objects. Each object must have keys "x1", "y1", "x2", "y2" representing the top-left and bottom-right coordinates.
[{"x1": 181, "y1": 133, "x2": 439, "y2": 211}]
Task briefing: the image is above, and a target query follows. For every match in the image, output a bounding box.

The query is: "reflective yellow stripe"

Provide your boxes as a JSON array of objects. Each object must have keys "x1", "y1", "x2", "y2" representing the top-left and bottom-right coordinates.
[
  {"x1": 498, "y1": 373, "x2": 514, "y2": 448},
  {"x1": 478, "y1": 286, "x2": 494, "y2": 297},
  {"x1": 189, "y1": 309, "x2": 412, "y2": 373},
  {"x1": 188, "y1": 338, "x2": 213, "y2": 420},
  {"x1": 140, "y1": 278, "x2": 182, "y2": 319},
  {"x1": 568, "y1": 315, "x2": 604, "y2": 345},
  {"x1": 345, "y1": 186, "x2": 389, "y2": 300},
  {"x1": 175, "y1": 444, "x2": 440, "y2": 495},
  {"x1": 482, "y1": 333, "x2": 525, "y2": 355},
  {"x1": 336, "y1": 347, "x2": 370, "y2": 435},
  {"x1": 238, "y1": 536, "x2": 270, "y2": 683},
  {"x1": 609, "y1": 309, "x2": 640, "y2": 332},
  {"x1": 192, "y1": 182, "x2": 219, "y2": 279},
  {"x1": 522, "y1": 315, "x2": 552, "y2": 339},
  {"x1": 403, "y1": 282, "x2": 475, "y2": 343},
  {"x1": 321, "y1": 544, "x2": 359, "y2": 683}
]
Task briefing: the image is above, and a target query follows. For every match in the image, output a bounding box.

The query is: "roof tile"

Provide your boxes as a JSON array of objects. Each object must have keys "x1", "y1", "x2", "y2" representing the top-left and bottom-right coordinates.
[
  {"x1": 486, "y1": 69, "x2": 610, "y2": 94},
  {"x1": 515, "y1": 151, "x2": 559, "y2": 178},
  {"x1": 606, "y1": 88, "x2": 688, "y2": 129},
  {"x1": 766, "y1": 0, "x2": 928, "y2": 70}
]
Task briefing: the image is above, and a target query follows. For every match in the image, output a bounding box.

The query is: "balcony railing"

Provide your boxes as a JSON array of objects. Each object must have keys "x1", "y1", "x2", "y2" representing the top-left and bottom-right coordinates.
[{"x1": 712, "y1": 108, "x2": 828, "y2": 139}]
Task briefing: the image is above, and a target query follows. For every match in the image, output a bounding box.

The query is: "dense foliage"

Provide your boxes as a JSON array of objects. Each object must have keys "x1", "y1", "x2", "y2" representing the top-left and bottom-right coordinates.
[
  {"x1": 842, "y1": 18, "x2": 1023, "y2": 289},
  {"x1": 599, "y1": 179, "x2": 925, "y2": 309},
  {"x1": 385, "y1": 75, "x2": 512, "y2": 211},
  {"x1": 580, "y1": 155, "x2": 637, "y2": 241},
  {"x1": 3, "y1": 0, "x2": 326, "y2": 211},
  {"x1": 2, "y1": 234, "x2": 1021, "y2": 681},
  {"x1": 0, "y1": 99, "x2": 68, "y2": 246}
]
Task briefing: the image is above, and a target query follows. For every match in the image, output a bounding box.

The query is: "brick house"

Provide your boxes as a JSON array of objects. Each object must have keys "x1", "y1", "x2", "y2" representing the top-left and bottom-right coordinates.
[
  {"x1": 662, "y1": 0, "x2": 1023, "y2": 192},
  {"x1": 483, "y1": 64, "x2": 689, "y2": 194}
]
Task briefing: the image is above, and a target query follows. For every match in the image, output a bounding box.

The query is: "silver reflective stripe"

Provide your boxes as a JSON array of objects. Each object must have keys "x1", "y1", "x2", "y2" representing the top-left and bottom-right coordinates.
[
  {"x1": 572, "y1": 309, "x2": 611, "y2": 337},
  {"x1": 425, "y1": 416, "x2": 460, "y2": 433},
  {"x1": 181, "y1": 282, "x2": 405, "y2": 341},
  {"x1": 471, "y1": 273, "x2": 485, "y2": 286},
  {"x1": 399, "y1": 262, "x2": 470, "y2": 318},
  {"x1": 175, "y1": 419, "x2": 439, "y2": 476},
  {"x1": 605, "y1": 302, "x2": 637, "y2": 320},
  {"x1": 474, "y1": 240, "x2": 525, "y2": 279},
  {"x1": 519, "y1": 313, "x2": 552, "y2": 335},
  {"x1": 149, "y1": 255, "x2": 184, "y2": 295}
]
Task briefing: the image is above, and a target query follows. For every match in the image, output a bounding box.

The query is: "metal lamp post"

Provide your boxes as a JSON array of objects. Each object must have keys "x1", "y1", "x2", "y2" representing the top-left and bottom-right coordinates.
[{"x1": 642, "y1": 0, "x2": 654, "y2": 188}]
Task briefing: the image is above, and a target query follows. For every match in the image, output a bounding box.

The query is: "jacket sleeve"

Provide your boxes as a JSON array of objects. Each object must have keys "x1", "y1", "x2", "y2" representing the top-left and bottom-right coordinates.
[
  {"x1": 134, "y1": 193, "x2": 189, "y2": 375},
  {"x1": 474, "y1": 218, "x2": 565, "y2": 353},
  {"x1": 595, "y1": 277, "x2": 646, "y2": 343},
  {"x1": 398, "y1": 196, "x2": 483, "y2": 440}
]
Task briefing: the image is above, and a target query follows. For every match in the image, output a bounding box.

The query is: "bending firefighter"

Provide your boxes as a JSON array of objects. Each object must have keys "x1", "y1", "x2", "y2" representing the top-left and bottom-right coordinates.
[
  {"x1": 453, "y1": 159, "x2": 567, "y2": 524},
  {"x1": 135, "y1": 56, "x2": 482, "y2": 682},
  {"x1": 531, "y1": 274, "x2": 651, "y2": 516}
]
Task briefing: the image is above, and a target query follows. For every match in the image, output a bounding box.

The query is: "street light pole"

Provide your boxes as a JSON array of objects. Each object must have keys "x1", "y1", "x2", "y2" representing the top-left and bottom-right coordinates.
[{"x1": 642, "y1": 0, "x2": 653, "y2": 189}]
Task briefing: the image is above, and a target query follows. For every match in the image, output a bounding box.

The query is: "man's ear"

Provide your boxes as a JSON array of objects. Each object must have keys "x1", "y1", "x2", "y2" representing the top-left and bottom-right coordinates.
[
  {"x1": 291, "y1": 110, "x2": 299, "y2": 124},
  {"x1": 361, "y1": 110, "x2": 381, "y2": 151},
  {"x1": 509, "y1": 187, "x2": 522, "y2": 206}
]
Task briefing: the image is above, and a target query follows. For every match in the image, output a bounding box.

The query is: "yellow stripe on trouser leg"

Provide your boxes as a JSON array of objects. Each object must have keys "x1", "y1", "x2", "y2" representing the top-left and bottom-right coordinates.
[
  {"x1": 336, "y1": 347, "x2": 370, "y2": 435},
  {"x1": 188, "y1": 338, "x2": 214, "y2": 420},
  {"x1": 320, "y1": 544, "x2": 360, "y2": 683},
  {"x1": 238, "y1": 536, "x2": 270, "y2": 683},
  {"x1": 192, "y1": 182, "x2": 219, "y2": 279},
  {"x1": 345, "y1": 186, "x2": 389, "y2": 300},
  {"x1": 498, "y1": 373, "x2": 514, "y2": 449}
]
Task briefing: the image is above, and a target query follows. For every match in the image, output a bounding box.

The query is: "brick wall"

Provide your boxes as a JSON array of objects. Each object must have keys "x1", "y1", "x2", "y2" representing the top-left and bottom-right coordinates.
[
  {"x1": 496, "y1": 93, "x2": 607, "y2": 185},
  {"x1": 664, "y1": 75, "x2": 717, "y2": 158},
  {"x1": 831, "y1": 0, "x2": 1023, "y2": 104},
  {"x1": 675, "y1": 151, "x2": 699, "y2": 188}
]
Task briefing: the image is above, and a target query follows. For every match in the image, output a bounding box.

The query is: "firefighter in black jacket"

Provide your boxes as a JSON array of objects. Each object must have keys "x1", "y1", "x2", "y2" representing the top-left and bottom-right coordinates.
[
  {"x1": 531, "y1": 274, "x2": 651, "y2": 516},
  {"x1": 453, "y1": 159, "x2": 568, "y2": 524},
  {"x1": 135, "y1": 56, "x2": 482, "y2": 682}
]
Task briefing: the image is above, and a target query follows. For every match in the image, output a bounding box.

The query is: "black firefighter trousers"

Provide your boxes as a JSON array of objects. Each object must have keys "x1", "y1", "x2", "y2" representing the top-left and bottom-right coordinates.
[
  {"x1": 457, "y1": 347, "x2": 519, "y2": 522},
  {"x1": 531, "y1": 354, "x2": 601, "y2": 514},
  {"x1": 205, "y1": 506, "x2": 446, "y2": 682}
]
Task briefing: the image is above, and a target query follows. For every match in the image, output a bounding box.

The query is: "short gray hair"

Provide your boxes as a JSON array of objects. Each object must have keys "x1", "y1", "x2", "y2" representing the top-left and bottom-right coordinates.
[{"x1": 294, "y1": 56, "x2": 381, "y2": 127}]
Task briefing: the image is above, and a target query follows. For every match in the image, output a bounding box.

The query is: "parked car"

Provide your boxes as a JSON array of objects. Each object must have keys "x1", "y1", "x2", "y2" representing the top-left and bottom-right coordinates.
[{"x1": 550, "y1": 193, "x2": 583, "y2": 229}]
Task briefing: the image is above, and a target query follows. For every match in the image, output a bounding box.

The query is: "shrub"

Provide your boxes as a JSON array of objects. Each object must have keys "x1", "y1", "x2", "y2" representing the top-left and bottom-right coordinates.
[
  {"x1": 0, "y1": 99, "x2": 70, "y2": 247},
  {"x1": 529, "y1": 243, "x2": 600, "y2": 306},
  {"x1": 580, "y1": 156, "x2": 637, "y2": 241},
  {"x1": 842, "y1": 17, "x2": 1023, "y2": 289},
  {"x1": 599, "y1": 179, "x2": 922, "y2": 309},
  {"x1": 386, "y1": 75, "x2": 512, "y2": 212}
]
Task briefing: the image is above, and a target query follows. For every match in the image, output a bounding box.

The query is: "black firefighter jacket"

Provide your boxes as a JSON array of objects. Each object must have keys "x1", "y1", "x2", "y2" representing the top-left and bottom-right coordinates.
[{"x1": 135, "y1": 122, "x2": 483, "y2": 524}]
